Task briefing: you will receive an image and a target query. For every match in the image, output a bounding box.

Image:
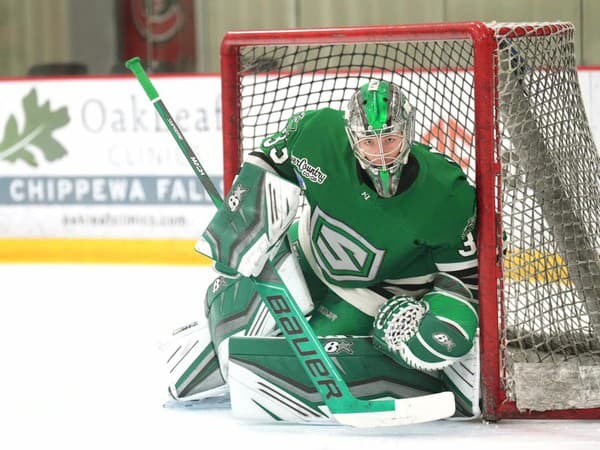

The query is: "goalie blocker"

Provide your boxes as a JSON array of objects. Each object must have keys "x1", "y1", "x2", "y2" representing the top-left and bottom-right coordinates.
[{"x1": 195, "y1": 161, "x2": 301, "y2": 278}]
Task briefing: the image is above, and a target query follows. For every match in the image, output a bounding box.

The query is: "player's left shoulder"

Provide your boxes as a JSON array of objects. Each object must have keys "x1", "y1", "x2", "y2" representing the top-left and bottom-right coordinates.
[{"x1": 412, "y1": 143, "x2": 463, "y2": 170}]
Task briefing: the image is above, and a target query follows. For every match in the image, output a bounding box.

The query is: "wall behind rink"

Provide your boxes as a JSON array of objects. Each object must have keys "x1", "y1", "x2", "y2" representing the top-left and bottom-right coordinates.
[{"x1": 1, "y1": 70, "x2": 600, "y2": 264}]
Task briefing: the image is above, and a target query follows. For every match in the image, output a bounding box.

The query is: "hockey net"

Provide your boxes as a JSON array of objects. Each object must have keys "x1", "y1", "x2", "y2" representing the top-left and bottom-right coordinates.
[{"x1": 220, "y1": 22, "x2": 600, "y2": 420}]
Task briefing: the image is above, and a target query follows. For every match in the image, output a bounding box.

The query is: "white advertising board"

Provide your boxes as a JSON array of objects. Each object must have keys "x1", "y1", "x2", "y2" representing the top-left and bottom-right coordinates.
[{"x1": 0, "y1": 75, "x2": 222, "y2": 239}]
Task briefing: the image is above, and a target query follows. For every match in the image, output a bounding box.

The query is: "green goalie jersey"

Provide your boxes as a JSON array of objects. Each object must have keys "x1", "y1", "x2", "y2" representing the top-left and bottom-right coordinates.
[{"x1": 254, "y1": 108, "x2": 478, "y2": 296}]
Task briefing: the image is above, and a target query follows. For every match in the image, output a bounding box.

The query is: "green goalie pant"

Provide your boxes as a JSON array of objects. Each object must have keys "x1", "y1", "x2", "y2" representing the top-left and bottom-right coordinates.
[{"x1": 227, "y1": 335, "x2": 446, "y2": 424}]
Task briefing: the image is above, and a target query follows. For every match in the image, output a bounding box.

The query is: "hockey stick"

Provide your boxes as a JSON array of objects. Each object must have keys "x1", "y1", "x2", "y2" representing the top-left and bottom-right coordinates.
[{"x1": 125, "y1": 56, "x2": 455, "y2": 427}]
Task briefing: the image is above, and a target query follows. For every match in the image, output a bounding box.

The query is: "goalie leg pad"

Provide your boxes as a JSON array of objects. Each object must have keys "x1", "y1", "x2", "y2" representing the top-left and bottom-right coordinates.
[
  {"x1": 167, "y1": 234, "x2": 314, "y2": 403},
  {"x1": 373, "y1": 291, "x2": 478, "y2": 371},
  {"x1": 206, "y1": 243, "x2": 315, "y2": 380},
  {"x1": 442, "y1": 333, "x2": 481, "y2": 419},
  {"x1": 205, "y1": 271, "x2": 276, "y2": 380},
  {"x1": 164, "y1": 322, "x2": 227, "y2": 402},
  {"x1": 227, "y1": 336, "x2": 447, "y2": 424},
  {"x1": 164, "y1": 271, "x2": 271, "y2": 403}
]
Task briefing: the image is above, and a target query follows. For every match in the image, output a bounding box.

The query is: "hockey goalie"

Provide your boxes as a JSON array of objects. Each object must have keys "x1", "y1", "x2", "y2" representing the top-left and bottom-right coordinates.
[{"x1": 164, "y1": 80, "x2": 480, "y2": 424}]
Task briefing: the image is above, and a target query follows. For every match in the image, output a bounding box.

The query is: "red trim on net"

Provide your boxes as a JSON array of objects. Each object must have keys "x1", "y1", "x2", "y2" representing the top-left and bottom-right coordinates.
[
  {"x1": 469, "y1": 23, "x2": 502, "y2": 422},
  {"x1": 222, "y1": 22, "x2": 487, "y2": 47},
  {"x1": 220, "y1": 37, "x2": 242, "y2": 192},
  {"x1": 497, "y1": 403, "x2": 600, "y2": 420}
]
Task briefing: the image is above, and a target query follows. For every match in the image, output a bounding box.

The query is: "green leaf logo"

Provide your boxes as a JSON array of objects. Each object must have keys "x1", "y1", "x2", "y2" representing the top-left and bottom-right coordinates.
[{"x1": 0, "y1": 88, "x2": 70, "y2": 167}]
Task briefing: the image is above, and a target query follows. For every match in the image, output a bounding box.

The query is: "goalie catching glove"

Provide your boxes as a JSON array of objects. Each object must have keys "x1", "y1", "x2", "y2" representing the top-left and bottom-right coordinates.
[
  {"x1": 373, "y1": 274, "x2": 478, "y2": 371},
  {"x1": 195, "y1": 162, "x2": 301, "y2": 277}
]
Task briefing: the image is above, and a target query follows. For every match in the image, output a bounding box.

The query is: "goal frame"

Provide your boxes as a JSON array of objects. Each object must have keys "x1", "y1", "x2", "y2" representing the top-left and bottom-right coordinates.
[{"x1": 219, "y1": 21, "x2": 600, "y2": 421}]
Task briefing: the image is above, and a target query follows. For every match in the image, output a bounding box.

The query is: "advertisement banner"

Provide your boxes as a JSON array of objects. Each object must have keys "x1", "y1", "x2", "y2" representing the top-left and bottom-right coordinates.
[{"x1": 0, "y1": 75, "x2": 221, "y2": 262}]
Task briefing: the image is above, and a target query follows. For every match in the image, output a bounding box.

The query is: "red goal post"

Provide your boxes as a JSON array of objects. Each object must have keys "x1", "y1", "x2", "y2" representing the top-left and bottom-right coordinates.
[{"x1": 219, "y1": 21, "x2": 600, "y2": 421}]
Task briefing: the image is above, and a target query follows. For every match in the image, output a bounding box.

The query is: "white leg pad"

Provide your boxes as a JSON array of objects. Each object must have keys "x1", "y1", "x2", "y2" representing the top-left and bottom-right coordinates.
[
  {"x1": 228, "y1": 359, "x2": 333, "y2": 424},
  {"x1": 162, "y1": 321, "x2": 227, "y2": 402},
  {"x1": 443, "y1": 332, "x2": 481, "y2": 419}
]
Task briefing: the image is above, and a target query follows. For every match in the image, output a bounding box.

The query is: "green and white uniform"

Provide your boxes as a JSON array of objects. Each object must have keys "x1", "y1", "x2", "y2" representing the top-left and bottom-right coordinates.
[{"x1": 167, "y1": 105, "x2": 480, "y2": 421}]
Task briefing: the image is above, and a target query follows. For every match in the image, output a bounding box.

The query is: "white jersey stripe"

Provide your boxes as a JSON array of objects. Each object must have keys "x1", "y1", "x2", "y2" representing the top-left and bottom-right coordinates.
[
  {"x1": 383, "y1": 273, "x2": 436, "y2": 285},
  {"x1": 435, "y1": 259, "x2": 478, "y2": 272}
]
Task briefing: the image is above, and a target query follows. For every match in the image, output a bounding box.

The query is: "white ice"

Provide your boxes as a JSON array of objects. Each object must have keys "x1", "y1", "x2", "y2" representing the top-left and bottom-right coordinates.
[{"x1": 1, "y1": 263, "x2": 598, "y2": 450}]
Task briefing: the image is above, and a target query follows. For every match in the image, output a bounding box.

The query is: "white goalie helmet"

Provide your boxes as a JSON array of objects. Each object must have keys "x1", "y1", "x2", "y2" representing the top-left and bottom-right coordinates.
[{"x1": 345, "y1": 80, "x2": 416, "y2": 197}]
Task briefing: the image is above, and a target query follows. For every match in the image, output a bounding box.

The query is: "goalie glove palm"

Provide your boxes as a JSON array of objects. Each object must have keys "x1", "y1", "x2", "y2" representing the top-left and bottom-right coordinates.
[{"x1": 196, "y1": 162, "x2": 301, "y2": 277}]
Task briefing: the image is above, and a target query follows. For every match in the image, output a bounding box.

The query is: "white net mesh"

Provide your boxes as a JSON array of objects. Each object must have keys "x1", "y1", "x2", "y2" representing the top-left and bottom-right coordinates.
[{"x1": 494, "y1": 23, "x2": 600, "y2": 408}]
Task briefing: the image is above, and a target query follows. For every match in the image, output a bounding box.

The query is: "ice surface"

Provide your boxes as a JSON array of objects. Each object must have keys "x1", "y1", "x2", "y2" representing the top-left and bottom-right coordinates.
[{"x1": 1, "y1": 263, "x2": 598, "y2": 450}]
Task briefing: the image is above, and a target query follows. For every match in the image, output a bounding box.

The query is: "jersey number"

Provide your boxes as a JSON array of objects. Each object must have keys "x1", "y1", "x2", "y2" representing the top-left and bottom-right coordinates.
[
  {"x1": 261, "y1": 132, "x2": 289, "y2": 164},
  {"x1": 459, "y1": 231, "x2": 477, "y2": 257},
  {"x1": 310, "y1": 207, "x2": 384, "y2": 282}
]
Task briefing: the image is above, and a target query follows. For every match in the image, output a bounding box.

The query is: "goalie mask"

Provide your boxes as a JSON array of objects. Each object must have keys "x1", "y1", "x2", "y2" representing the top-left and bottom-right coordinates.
[{"x1": 345, "y1": 80, "x2": 416, "y2": 198}]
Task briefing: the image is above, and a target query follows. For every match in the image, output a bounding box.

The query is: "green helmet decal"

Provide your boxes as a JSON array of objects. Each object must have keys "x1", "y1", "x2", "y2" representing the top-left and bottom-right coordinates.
[
  {"x1": 345, "y1": 79, "x2": 416, "y2": 198},
  {"x1": 360, "y1": 80, "x2": 391, "y2": 131}
]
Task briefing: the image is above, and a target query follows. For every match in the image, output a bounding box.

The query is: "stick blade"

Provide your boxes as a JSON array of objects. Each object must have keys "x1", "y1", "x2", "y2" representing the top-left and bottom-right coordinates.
[{"x1": 332, "y1": 391, "x2": 455, "y2": 428}]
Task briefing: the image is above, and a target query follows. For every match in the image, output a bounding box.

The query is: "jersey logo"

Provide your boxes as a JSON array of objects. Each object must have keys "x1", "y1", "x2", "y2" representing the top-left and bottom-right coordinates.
[
  {"x1": 291, "y1": 156, "x2": 328, "y2": 184},
  {"x1": 310, "y1": 206, "x2": 384, "y2": 282},
  {"x1": 461, "y1": 215, "x2": 476, "y2": 240},
  {"x1": 285, "y1": 112, "x2": 305, "y2": 132},
  {"x1": 459, "y1": 214, "x2": 477, "y2": 257}
]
